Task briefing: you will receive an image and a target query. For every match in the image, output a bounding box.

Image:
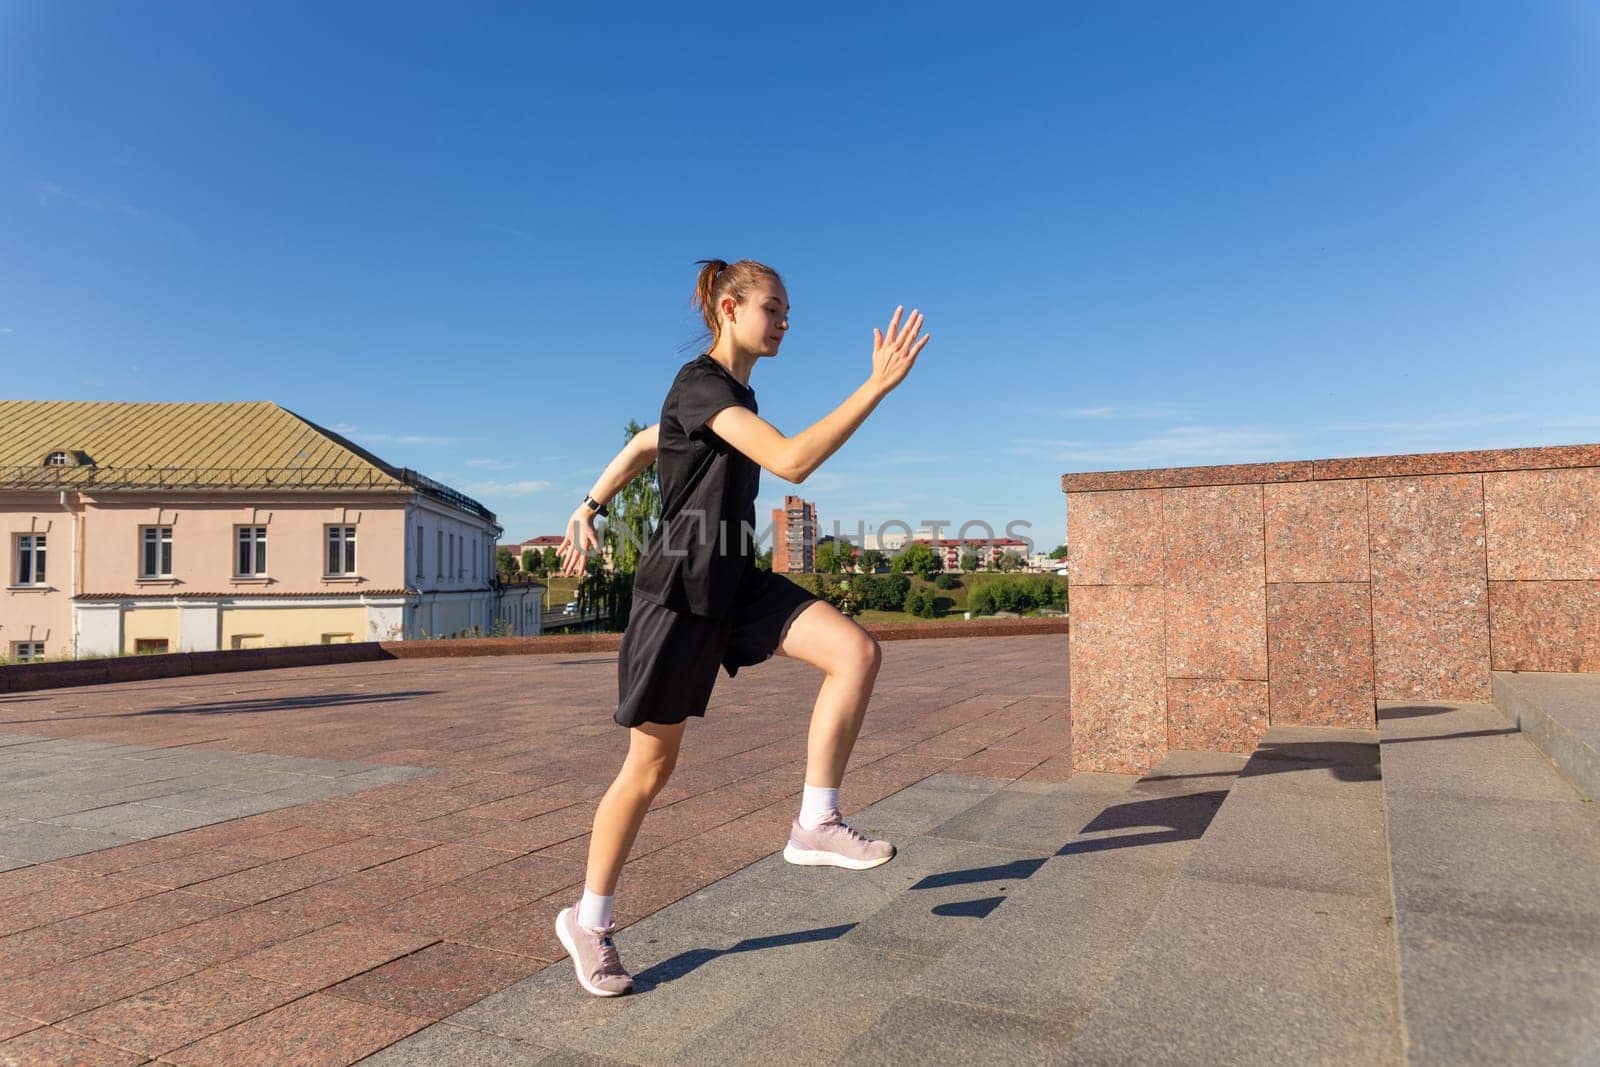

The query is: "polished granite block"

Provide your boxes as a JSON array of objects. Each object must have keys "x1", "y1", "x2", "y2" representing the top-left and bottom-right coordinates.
[
  {"x1": 1373, "y1": 577, "x2": 1491, "y2": 702},
  {"x1": 1488, "y1": 580, "x2": 1600, "y2": 673},
  {"x1": 1070, "y1": 585, "x2": 1166, "y2": 774},
  {"x1": 1163, "y1": 484, "x2": 1264, "y2": 581},
  {"x1": 1369, "y1": 475, "x2": 1490, "y2": 702},
  {"x1": 1264, "y1": 480, "x2": 1370, "y2": 584},
  {"x1": 1485, "y1": 468, "x2": 1600, "y2": 581},
  {"x1": 1267, "y1": 583, "x2": 1376, "y2": 728},
  {"x1": 1368, "y1": 474, "x2": 1486, "y2": 581},
  {"x1": 1162, "y1": 485, "x2": 1266, "y2": 682},
  {"x1": 1066, "y1": 489, "x2": 1164, "y2": 585},
  {"x1": 1164, "y1": 580, "x2": 1268, "y2": 682},
  {"x1": 1166, "y1": 679, "x2": 1269, "y2": 754}
]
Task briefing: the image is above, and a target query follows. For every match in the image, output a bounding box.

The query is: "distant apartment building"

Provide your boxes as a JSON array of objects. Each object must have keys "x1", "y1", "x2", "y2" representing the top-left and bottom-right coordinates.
[
  {"x1": 0, "y1": 401, "x2": 533, "y2": 662},
  {"x1": 914, "y1": 536, "x2": 1033, "y2": 572},
  {"x1": 771, "y1": 495, "x2": 817, "y2": 573}
]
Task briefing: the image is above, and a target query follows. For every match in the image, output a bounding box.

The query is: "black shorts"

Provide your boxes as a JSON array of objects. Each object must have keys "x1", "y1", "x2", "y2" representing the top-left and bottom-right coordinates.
[{"x1": 614, "y1": 567, "x2": 821, "y2": 728}]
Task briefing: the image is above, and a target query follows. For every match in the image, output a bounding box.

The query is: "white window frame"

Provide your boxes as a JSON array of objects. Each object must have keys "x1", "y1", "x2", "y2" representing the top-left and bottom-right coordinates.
[
  {"x1": 235, "y1": 525, "x2": 268, "y2": 577},
  {"x1": 45, "y1": 452, "x2": 69, "y2": 467},
  {"x1": 139, "y1": 525, "x2": 173, "y2": 579},
  {"x1": 325, "y1": 525, "x2": 358, "y2": 577},
  {"x1": 14, "y1": 533, "x2": 46, "y2": 586},
  {"x1": 11, "y1": 641, "x2": 45, "y2": 663}
]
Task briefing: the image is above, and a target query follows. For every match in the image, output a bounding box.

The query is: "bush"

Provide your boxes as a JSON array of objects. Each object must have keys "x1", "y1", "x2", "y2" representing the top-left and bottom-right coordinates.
[
  {"x1": 904, "y1": 587, "x2": 939, "y2": 618},
  {"x1": 858, "y1": 573, "x2": 911, "y2": 611},
  {"x1": 967, "y1": 575, "x2": 1068, "y2": 616},
  {"x1": 933, "y1": 572, "x2": 960, "y2": 590}
]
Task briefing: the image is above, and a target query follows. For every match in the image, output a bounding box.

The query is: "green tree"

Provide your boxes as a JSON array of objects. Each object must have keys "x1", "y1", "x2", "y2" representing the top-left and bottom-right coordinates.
[
  {"x1": 816, "y1": 539, "x2": 854, "y2": 575},
  {"x1": 541, "y1": 546, "x2": 560, "y2": 574},
  {"x1": 754, "y1": 546, "x2": 773, "y2": 571},
  {"x1": 997, "y1": 550, "x2": 1024, "y2": 573},
  {"x1": 497, "y1": 549, "x2": 518, "y2": 575},
  {"x1": 602, "y1": 419, "x2": 661, "y2": 576},
  {"x1": 959, "y1": 550, "x2": 979, "y2": 573},
  {"x1": 1049, "y1": 544, "x2": 1068, "y2": 560},
  {"x1": 897, "y1": 542, "x2": 942, "y2": 581},
  {"x1": 860, "y1": 548, "x2": 885, "y2": 574},
  {"x1": 520, "y1": 549, "x2": 537, "y2": 575}
]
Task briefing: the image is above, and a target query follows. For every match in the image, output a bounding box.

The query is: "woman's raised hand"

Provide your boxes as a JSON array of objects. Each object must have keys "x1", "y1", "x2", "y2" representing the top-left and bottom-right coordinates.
[
  {"x1": 870, "y1": 306, "x2": 930, "y2": 393},
  {"x1": 558, "y1": 507, "x2": 599, "y2": 577}
]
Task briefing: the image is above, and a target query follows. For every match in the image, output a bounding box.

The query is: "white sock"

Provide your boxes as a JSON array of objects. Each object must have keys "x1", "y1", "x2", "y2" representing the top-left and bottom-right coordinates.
[
  {"x1": 578, "y1": 890, "x2": 613, "y2": 930},
  {"x1": 799, "y1": 784, "x2": 841, "y2": 830}
]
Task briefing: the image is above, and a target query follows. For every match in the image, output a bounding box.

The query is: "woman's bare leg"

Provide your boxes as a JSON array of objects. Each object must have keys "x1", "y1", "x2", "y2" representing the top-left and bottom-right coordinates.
[
  {"x1": 585, "y1": 720, "x2": 686, "y2": 895},
  {"x1": 777, "y1": 601, "x2": 883, "y2": 788}
]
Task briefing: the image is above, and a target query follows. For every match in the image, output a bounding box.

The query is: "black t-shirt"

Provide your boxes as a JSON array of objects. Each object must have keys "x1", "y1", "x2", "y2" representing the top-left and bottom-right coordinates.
[{"x1": 632, "y1": 354, "x2": 762, "y2": 617}]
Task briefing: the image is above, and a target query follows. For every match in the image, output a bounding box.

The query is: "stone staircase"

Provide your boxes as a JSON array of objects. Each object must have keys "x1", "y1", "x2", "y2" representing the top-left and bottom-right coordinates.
[{"x1": 359, "y1": 678, "x2": 1600, "y2": 1066}]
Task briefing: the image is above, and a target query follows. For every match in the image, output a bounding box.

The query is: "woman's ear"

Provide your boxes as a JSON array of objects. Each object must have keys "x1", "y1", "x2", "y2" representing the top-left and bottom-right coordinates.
[{"x1": 721, "y1": 295, "x2": 738, "y2": 324}]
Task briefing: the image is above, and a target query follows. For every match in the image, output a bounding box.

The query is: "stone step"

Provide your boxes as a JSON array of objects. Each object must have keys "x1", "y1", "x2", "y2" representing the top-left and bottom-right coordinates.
[
  {"x1": 359, "y1": 771, "x2": 1075, "y2": 1065},
  {"x1": 1377, "y1": 700, "x2": 1600, "y2": 1065},
  {"x1": 836, "y1": 749, "x2": 1243, "y2": 1062},
  {"x1": 1067, "y1": 726, "x2": 1405, "y2": 1066},
  {"x1": 1491, "y1": 671, "x2": 1600, "y2": 801}
]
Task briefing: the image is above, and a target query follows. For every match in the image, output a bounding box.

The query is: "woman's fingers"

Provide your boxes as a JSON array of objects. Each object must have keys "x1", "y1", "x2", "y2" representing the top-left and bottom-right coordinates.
[{"x1": 885, "y1": 306, "x2": 903, "y2": 342}]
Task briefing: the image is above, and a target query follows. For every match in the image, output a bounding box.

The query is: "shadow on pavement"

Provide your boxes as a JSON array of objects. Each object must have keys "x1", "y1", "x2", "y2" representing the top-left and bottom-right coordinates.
[{"x1": 633, "y1": 922, "x2": 858, "y2": 990}]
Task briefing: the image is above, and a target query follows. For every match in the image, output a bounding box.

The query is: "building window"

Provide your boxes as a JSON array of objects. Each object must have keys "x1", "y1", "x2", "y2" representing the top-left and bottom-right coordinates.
[
  {"x1": 472, "y1": 537, "x2": 479, "y2": 581},
  {"x1": 14, "y1": 534, "x2": 46, "y2": 586},
  {"x1": 45, "y1": 452, "x2": 69, "y2": 466},
  {"x1": 416, "y1": 524, "x2": 425, "y2": 580},
  {"x1": 11, "y1": 641, "x2": 45, "y2": 663},
  {"x1": 236, "y1": 526, "x2": 267, "y2": 576},
  {"x1": 326, "y1": 525, "x2": 357, "y2": 575},
  {"x1": 140, "y1": 526, "x2": 173, "y2": 579},
  {"x1": 134, "y1": 638, "x2": 169, "y2": 655},
  {"x1": 436, "y1": 530, "x2": 444, "y2": 579}
]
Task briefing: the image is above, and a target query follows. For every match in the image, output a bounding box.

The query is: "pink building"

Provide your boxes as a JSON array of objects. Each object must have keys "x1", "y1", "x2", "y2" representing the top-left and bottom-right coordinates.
[{"x1": 1, "y1": 401, "x2": 518, "y2": 661}]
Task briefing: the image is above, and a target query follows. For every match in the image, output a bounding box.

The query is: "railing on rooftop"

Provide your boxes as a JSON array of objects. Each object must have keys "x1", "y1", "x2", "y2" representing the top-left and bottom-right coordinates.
[{"x1": 0, "y1": 464, "x2": 497, "y2": 524}]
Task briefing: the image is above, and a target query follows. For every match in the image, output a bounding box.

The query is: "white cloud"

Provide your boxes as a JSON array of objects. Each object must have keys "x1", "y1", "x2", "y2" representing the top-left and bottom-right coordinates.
[
  {"x1": 34, "y1": 180, "x2": 142, "y2": 218},
  {"x1": 0, "y1": 327, "x2": 14, "y2": 334},
  {"x1": 466, "y1": 458, "x2": 519, "y2": 469},
  {"x1": 1010, "y1": 424, "x2": 1296, "y2": 467},
  {"x1": 465, "y1": 479, "x2": 552, "y2": 495},
  {"x1": 1046, "y1": 404, "x2": 1182, "y2": 421},
  {"x1": 328, "y1": 423, "x2": 459, "y2": 447}
]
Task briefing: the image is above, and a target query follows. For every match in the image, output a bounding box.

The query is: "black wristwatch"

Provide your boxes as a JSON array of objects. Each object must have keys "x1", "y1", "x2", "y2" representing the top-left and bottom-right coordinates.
[{"x1": 583, "y1": 494, "x2": 609, "y2": 518}]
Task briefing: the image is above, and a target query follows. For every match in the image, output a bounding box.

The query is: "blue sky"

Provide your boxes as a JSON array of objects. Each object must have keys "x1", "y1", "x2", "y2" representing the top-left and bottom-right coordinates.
[{"x1": 3, "y1": 2, "x2": 1598, "y2": 553}]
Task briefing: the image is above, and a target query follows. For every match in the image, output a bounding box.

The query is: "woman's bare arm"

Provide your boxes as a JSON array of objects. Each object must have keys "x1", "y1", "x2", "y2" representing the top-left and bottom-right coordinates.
[
  {"x1": 557, "y1": 423, "x2": 659, "y2": 575},
  {"x1": 710, "y1": 307, "x2": 927, "y2": 483}
]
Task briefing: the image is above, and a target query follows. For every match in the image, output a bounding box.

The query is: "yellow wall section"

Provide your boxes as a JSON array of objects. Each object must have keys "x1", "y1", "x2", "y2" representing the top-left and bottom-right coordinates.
[
  {"x1": 220, "y1": 606, "x2": 371, "y2": 647},
  {"x1": 122, "y1": 608, "x2": 181, "y2": 654}
]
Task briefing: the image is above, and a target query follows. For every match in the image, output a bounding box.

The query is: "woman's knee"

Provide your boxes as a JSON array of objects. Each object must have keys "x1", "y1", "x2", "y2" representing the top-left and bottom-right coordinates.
[
  {"x1": 834, "y1": 628, "x2": 881, "y2": 680},
  {"x1": 621, "y1": 750, "x2": 676, "y2": 795}
]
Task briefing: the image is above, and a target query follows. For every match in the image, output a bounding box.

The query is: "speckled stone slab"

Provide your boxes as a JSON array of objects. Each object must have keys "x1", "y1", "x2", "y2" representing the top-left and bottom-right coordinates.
[
  {"x1": 1162, "y1": 486, "x2": 1267, "y2": 682},
  {"x1": 1070, "y1": 585, "x2": 1166, "y2": 774},
  {"x1": 1264, "y1": 480, "x2": 1370, "y2": 584},
  {"x1": 1267, "y1": 583, "x2": 1376, "y2": 727},
  {"x1": 1166, "y1": 679, "x2": 1268, "y2": 753},
  {"x1": 1488, "y1": 581, "x2": 1600, "y2": 673},
  {"x1": 1369, "y1": 475, "x2": 1491, "y2": 702},
  {"x1": 1066, "y1": 489, "x2": 1163, "y2": 585},
  {"x1": 1485, "y1": 468, "x2": 1600, "y2": 581}
]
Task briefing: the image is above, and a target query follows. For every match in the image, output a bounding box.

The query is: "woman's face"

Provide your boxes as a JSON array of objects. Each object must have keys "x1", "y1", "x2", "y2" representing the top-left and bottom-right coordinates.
[{"x1": 724, "y1": 281, "x2": 790, "y2": 358}]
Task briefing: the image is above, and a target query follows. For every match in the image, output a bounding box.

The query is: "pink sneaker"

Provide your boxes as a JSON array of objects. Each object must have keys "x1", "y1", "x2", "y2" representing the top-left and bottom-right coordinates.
[
  {"x1": 783, "y1": 811, "x2": 896, "y2": 870},
  {"x1": 555, "y1": 906, "x2": 634, "y2": 997}
]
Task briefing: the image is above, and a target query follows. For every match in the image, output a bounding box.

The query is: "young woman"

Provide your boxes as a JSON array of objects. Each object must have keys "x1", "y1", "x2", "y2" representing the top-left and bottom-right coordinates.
[{"x1": 554, "y1": 259, "x2": 929, "y2": 997}]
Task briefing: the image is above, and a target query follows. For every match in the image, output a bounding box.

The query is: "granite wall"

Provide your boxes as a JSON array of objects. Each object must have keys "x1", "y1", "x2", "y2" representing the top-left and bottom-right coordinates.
[{"x1": 1062, "y1": 444, "x2": 1600, "y2": 774}]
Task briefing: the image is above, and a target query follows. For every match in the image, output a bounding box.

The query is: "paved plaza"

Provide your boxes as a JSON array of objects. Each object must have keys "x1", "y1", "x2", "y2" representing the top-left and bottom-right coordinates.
[{"x1": 0, "y1": 634, "x2": 1070, "y2": 1064}]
